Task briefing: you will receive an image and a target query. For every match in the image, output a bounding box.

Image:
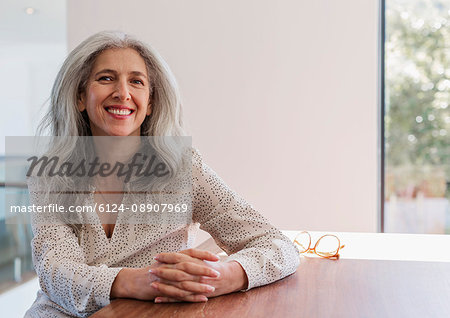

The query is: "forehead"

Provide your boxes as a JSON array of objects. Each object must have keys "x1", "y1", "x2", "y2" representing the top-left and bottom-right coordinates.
[{"x1": 91, "y1": 48, "x2": 148, "y2": 76}]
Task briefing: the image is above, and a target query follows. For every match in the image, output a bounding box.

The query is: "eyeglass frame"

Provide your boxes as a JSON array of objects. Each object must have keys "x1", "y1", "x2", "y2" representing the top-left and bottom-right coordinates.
[{"x1": 294, "y1": 231, "x2": 345, "y2": 259}]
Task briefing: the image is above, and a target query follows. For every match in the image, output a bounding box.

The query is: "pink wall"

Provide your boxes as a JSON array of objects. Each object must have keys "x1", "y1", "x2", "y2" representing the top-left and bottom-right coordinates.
[{"x1": 68, "y1": 0, "x2": 379, "y2": 235}]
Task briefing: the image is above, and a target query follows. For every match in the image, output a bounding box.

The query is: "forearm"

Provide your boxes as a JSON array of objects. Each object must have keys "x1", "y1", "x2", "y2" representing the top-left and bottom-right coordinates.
[
  {"x1": 227, "y1": 240, "x2": 300, "y2": 290},
  {"x1": 32, "y1": 229, "x2": 124, "y2": 315}
]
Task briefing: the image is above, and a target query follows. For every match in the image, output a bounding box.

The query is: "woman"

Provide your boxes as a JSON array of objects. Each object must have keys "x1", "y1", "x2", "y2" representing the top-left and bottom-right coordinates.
[{"x1": 25, "y1": 31, "x2": 299, "y2": 317}]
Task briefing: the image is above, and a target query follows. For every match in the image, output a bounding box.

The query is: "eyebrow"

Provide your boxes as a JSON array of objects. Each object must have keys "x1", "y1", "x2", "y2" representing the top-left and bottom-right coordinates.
[{"x1": 94, "y1": 69, "x2": 147, "y2": 78}]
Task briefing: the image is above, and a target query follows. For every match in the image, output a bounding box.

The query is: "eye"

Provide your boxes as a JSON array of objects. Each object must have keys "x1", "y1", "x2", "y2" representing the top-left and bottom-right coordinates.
[
  {"x1": 131, "y1": 79, "x2": 144, "y2": 85},
  {"x1": 98, "y1": 76, "x2": 113, "y2": 81}
]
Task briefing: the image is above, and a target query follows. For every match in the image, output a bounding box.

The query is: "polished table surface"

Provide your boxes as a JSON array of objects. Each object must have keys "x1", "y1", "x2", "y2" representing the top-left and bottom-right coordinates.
[{"x1": 90, "y1": 231, "x2": 450, "y2": 318}]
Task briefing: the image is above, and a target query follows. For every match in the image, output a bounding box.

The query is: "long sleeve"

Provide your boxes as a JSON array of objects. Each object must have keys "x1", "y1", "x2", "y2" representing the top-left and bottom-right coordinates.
[
  {"x1": 191, "y1": 149, "x2": 300, "y2": 290},
  {"x1": 27, "y1": 179, "x2": 123, "y2": 317}
]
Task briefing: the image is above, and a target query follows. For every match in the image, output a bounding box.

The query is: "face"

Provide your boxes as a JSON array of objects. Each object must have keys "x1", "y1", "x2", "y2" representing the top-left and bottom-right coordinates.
[{"x1": 78, "y1": 48, "x2": 151, "y2": 136}]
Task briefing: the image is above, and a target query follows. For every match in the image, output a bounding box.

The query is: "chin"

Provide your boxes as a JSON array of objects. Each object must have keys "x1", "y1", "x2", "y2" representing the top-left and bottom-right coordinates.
[
  {"x1": 91, "y1": 125, "x2": 140, "y2": 136},
  {"x1": 104, "y1": 127, "x2": 136, "y2": 136},
  {"x1": 110, "y1": 132, "x2": 132, "y2": 136}
]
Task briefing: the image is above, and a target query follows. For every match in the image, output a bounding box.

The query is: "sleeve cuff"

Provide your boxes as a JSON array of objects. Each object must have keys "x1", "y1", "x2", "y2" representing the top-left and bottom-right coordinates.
[
  {"x1": 224, "y1": 253, "x2": 257, "y2": 291},
  {"x1": 94, "y1": 266, "x2": 124, "y2": 307}
]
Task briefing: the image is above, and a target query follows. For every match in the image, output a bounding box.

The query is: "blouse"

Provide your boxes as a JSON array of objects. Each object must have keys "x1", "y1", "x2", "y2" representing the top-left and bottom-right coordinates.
[{"x1": 24, "y1": 148, "x2": 300, "y2": 317}]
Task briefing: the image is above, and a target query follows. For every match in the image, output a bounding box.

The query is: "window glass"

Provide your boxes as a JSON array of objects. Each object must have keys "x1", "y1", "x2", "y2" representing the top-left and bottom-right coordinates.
[
  {"x1": 0, "y1": 0, "x2": 67, "y2": 294},
  {"x1": 385, "y1": 0, "x2": 450, "y2": 233}
]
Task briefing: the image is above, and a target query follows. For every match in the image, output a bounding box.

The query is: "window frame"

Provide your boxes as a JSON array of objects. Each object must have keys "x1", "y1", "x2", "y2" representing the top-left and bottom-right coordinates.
[{"x1": 379, "y1": 0, "x2": 386, "y2": 233}]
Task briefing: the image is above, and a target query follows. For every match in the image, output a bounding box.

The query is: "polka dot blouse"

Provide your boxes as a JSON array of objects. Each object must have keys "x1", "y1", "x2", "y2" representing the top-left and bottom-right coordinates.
[{"x1": 24, "y1": 148, "x2": 300, "y2": 317}]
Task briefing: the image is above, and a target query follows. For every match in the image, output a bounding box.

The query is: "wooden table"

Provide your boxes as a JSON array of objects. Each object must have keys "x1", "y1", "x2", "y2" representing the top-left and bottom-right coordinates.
[{"x1": 91, "y1": 231, "x2": 450, "y2": 318}]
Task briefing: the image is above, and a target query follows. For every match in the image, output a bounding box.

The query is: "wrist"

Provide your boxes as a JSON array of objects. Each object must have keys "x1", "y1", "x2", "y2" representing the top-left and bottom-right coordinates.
[
  {"x1": 111, "y1": 268, "x2": 145, "y2": 299},
  {"x1": 227, "y1": 261, "x2": 248, "y2": 291},
  {"x1": 111, "y1": 267, "x2": 159, "y2": 300},
  {"x1": 111, "y1": 268, "x2": 132, "y2": 299}
]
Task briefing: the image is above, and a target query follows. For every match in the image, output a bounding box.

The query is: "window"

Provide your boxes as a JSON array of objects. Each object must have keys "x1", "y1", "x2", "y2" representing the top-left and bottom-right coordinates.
[
  {"x1": 0, "y1": 0, "x2": 67, "y2": 295},
  {"x1": 384, "y1": 0, "x2": 450, "y2": 233}
]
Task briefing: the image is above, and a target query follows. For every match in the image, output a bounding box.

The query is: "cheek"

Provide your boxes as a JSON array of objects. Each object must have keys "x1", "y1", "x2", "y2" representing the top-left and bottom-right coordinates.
[
  {"x1": 135, "y1": 90, "x2": 151, "y2": 106},
  {"x1": 86, "y1": 90, "x2": 107, "y2": 109}
]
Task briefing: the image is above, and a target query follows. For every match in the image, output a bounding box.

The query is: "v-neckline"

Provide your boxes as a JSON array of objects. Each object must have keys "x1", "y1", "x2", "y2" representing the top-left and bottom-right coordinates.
[{"x1": 90, "y1": 185, "x2": 126, "y2": 242}]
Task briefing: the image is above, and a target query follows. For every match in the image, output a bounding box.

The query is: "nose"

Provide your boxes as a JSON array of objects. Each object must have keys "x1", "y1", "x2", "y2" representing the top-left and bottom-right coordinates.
[{"x1": 112, "y1": 79, "x2": 131, "y2": 101}]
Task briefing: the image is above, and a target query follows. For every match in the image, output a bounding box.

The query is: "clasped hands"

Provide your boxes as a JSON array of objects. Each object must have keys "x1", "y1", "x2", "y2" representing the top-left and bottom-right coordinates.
[{"x1": 111, "y1": 249, "x2": 248, "y2": 303}]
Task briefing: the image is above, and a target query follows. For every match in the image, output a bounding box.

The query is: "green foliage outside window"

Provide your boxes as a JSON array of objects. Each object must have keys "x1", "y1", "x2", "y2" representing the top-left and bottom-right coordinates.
[{"x1": 386, "y1": 0, "x2": 450, "y2": 200}]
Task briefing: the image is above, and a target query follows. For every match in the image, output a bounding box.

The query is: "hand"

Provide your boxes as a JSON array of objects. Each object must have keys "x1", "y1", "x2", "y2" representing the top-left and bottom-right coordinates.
[
  {"x1": 110, "y1": 249, "x2": 221, "y2": 302},
  {"x1": 151, "y1": 249, "x2": 248, "y2": 303},
  {"x1": 150, "y1": 249, "x2": 221, "y2": 302}
]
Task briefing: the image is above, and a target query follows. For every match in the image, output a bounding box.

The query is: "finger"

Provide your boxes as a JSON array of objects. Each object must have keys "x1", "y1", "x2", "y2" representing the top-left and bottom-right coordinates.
[
  {"x1": 167, "y1": 280, "x2": 215, "y2": 294},
  {"x1": 155, "y1": 295, "x2": 208, "y2": 303},
  {"x1": 154, "y1": 252, "x2": 191, "y2": 264},
  {"x1": 151, "y1": 281, "x2": 202, "y2": 299},
  {"x1": 154, "y1": 297, "x2": 180, "y2": 303},
  {"x1": 174, "y1": 262, "x2": 220, "y2": 278},
  {"x1": 154, "y1": 250, "x2": 219, "y2": 264},
  {"x1": 151, "y1": 261, "x2": 220, "y2": 279},
  {"x1": 149, "y1": 267, "x2": 197, "y2": 282},
  {"x1": 151, "y1": 281, "x2": 192, "y2": 299},
  {"x1": 180, "y1": 249, "x2": 220, "y2": 262}
]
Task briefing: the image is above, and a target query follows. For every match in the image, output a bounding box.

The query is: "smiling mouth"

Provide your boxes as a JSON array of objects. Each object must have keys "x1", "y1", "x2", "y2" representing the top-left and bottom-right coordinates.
[{"x1": 105, "y1": 106, "x2": 134, "y2": 116}]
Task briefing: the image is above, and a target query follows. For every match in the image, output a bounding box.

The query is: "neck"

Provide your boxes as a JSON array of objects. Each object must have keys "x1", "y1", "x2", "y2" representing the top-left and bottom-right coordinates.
[{"x1": 92, "y1": 135, "x2": 141, "y2": 164}]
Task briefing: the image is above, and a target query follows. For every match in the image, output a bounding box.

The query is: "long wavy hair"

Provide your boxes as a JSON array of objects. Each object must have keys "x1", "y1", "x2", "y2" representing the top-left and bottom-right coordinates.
[{"x1": 34, "y1": 31, "x2": 190, "y2": 237}]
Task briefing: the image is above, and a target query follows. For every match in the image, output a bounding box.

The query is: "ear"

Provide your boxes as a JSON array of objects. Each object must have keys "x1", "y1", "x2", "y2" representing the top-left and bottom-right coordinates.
[
  {"x1": 77, "y1": 93, "x2": 86, "y2": 112},
  {"x1": 146, "y1": 102, "x2": 152, "y2": 116}
]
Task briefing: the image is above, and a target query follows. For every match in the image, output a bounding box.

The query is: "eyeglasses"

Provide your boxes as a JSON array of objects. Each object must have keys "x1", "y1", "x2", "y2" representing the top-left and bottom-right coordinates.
[{"x1": 294, "y1": 231, "x2": 345, "y2": 259}]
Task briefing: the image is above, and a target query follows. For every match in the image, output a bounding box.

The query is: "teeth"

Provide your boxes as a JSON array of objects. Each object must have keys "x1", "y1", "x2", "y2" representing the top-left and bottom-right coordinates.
[{"x1": 107, "y1": 108, "x2": 132, "y2": 116}]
